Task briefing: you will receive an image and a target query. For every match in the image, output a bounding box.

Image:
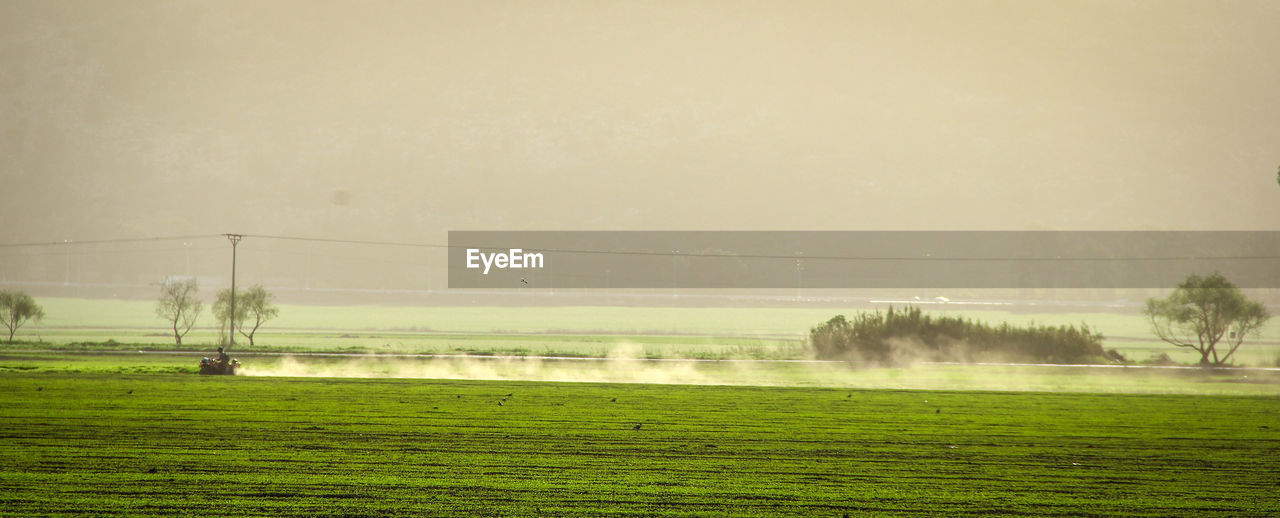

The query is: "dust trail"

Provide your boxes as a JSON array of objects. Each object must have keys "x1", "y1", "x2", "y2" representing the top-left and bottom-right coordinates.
[
  {"x1": 239, "y1": 343, "x2": 729, "y2": 386},
  {"x1": 234, "y1": 344, "x2": 1280, "y2": 394}
]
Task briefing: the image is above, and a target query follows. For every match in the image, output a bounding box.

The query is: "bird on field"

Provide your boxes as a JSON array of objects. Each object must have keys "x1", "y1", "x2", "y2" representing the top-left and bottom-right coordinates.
[
  {"x1": 147, "y1": 467, "x2": 157, "y2": 474},
  {"x1": 506, "y1": 393, "x2": 513, "y2": 397},
  {"x1": 610, "y1": 397, "x2": 617, "y2": 402},
  {"x1": 633, "y1": 423, "x2": 642, "y2": 431},
  {"x1": 36, "y1": 387, "x2": 42, "y2": 391},
  {"x1": 936, "y1": 408, "x2": 941, "y2": 414},
  {"x1": 127, "y1": 390, "x2": 133, "y2": 395},
  {"x1": 498, "y1": 401, "x2": 503, "y2": 406}
]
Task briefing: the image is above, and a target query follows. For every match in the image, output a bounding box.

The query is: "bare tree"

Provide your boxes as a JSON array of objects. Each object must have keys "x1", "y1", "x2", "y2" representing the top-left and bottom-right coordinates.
[
  {"x1": 0, "y1": 290, "x2": 46, "y2": 343},
  {"x1": 214, "y1": 284, "x2": 278, "y2": 346},
  {"x1": 1143, "y1": 273, "x2": 1271, "y2": 366},
  {"x1": 156, "y1": 278, "x2": 202, "y2": 345}
]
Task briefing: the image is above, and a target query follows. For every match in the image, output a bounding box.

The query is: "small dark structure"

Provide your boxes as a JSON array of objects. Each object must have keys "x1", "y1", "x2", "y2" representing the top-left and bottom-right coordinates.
[{"x1": 199, "y1": 356, "x2": 239, "y2": 375}]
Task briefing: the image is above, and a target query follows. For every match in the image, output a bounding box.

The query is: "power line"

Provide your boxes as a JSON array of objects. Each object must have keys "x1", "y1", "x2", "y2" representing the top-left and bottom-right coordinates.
[
  {"x1": 1, "y1": 232, "x2": 1277, "y2": 262},
  {"x1": 0, "y1": 245, "x2": 223, "y2": 258},
  {"x1": 250, "y1": 234, "x2": 1279, "y2": 261},
  {"x1": 243, "y1": 234, "x2": 447, "y2": 248},
  {"x1": 0, "y1": 234, "x2": 223, "y2": 248},
  {"x1": 258, "y1": 246, "x2": 427, "y2": 266}
]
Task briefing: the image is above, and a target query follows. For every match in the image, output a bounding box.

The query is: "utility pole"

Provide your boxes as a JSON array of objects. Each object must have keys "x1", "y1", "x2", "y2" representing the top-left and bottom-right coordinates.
[
  {"x1": 225, "y1": 234, "x2": 242, "y2": 348},
  {"x1": 795, "y1": 253, "x2": 804, "y2": 301},
  {"x1": 63, "y1": 240, "x2": 71, "y2": 286},
  {"x1": 671, "y1": 249, "x2": 679, "y2": 299}
]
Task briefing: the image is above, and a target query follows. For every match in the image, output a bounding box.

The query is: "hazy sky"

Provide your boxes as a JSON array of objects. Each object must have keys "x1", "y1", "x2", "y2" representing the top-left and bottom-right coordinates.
[{"x1": 3, "y1": 0, "x2": 1279, "y2": 245}]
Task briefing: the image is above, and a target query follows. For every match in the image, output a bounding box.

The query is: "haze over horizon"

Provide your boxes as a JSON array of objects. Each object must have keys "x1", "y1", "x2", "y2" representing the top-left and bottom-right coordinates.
[{"x1": 3, "y1": 0, "x2": 1278, "y2": 247}]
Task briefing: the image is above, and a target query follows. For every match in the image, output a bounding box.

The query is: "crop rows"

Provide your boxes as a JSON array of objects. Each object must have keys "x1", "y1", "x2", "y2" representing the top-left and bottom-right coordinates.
[{"x1": 1, "y1": 373, "x2": 1277, "y2": 516}]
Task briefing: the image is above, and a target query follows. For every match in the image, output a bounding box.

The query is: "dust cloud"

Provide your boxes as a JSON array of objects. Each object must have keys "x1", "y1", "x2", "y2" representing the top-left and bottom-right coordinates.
[
  {"x1": 840, "y1": 336, "x2": 1027, "y2": 368},
  {"x1": 239, "y1": 343, "x2": 731, "y2": 386},
  {"x1": 235, "y1": 344, "x2": 1280, "y2": 395}
]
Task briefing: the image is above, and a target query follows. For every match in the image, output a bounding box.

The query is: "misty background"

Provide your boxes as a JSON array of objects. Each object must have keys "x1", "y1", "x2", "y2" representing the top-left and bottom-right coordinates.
[{"x1": 2, "y1": 0, "x2": 1278, "y2": 304}]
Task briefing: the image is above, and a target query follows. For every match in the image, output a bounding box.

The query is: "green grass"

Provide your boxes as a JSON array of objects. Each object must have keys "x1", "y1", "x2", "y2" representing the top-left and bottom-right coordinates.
[
  {"x1": 1, "y1": 372, "x2": 1277, "y2": 516},
  {"x1": 0, "y1": 352, "x2": 199, "y2": 375},
  {"x1": 8, "y1": 330, "x2": 809, "y2": 362}
]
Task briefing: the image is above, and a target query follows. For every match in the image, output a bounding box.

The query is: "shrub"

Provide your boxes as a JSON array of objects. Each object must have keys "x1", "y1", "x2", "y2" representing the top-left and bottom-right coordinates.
[{"x1": 809, "y1": 306, "x2": 1105, "y2": 365}]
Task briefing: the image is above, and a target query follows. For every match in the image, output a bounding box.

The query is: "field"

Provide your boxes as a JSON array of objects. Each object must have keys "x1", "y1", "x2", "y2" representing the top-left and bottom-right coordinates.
[
  {"x1": 1, "y1": 372, "x2": 1278, "y2": 516},
  {"x1": 4, "y1": 298, "x2": 1278, "y2": 515},
  {"x1": 17, "y1": 298, "x2": 1280, "y2": 366}
]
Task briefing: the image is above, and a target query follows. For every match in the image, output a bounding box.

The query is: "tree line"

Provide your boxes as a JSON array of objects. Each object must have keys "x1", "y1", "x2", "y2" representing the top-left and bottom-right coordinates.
[
  {"x1": 809, "y1": 273, "x2": 1271, "y2": 367},
  {"x1": 4, "y1": 272, "x2": 1272, "y2": 364},
  {"x1": 1, "y1": 282, "x2": 278, "y2": 346}
]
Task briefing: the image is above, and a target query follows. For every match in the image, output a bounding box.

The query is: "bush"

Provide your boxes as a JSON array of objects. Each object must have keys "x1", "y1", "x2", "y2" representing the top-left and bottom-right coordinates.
[
  {"x1": 809, "y1": 306, "x2": 1105, "y2": 365},
  {"x1": 1103, "y1": 348, "x2": 1129, "y2": 364},
  {"x1": 1142, "y1": 352, "x2": 1178, "y2": 366}
]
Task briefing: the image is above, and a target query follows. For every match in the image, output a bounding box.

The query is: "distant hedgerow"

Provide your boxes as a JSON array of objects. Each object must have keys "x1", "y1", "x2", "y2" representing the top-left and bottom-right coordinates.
[{"x1": 810, "y1": 306, "x2": 1106, "y2": 365}]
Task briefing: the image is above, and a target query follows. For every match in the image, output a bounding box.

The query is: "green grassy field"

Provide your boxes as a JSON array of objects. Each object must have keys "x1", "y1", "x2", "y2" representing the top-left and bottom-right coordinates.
[
  {"x1": 1, "y1": 372, "x2": 1277, "y2": 516},
  {"x1": 15, "y1": 298, "x2": 1280, "y2": 365}
]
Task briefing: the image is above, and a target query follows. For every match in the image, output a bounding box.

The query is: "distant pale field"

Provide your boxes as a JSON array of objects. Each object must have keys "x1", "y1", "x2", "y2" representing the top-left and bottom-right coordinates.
[
  {"x1": 35, "y1": 297, "x2": 1175, "y2": 335},
  {"x1": 3, "y1": 352, "x2": 1280, "y2": 396},
  {"x1": 13, "y1": 298, "x2": 1280, "y2": 366}
]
